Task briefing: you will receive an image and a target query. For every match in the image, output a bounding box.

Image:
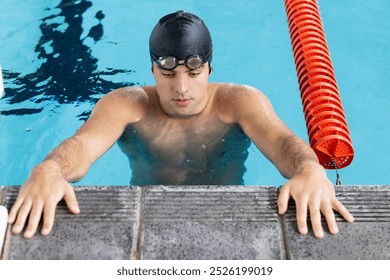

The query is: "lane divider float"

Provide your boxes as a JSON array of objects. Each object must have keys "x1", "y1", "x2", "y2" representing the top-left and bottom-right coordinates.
[{"x1": 284, "y1": 0, "x2": 354, "y2": 171}]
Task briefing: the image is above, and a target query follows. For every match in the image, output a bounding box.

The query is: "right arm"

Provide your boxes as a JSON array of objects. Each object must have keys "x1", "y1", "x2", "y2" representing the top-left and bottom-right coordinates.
[{"x1": 8, "y1": 87, "x2": 148, "y2": 238}]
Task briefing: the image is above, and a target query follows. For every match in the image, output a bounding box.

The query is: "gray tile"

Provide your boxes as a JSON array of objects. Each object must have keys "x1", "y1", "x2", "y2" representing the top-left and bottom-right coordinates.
[
  {"x1": 4, "y1": 185, "x2": 389, "y2": 260},
  {"x1": 284, "y1": 185, "x2": 390, "y2": 259},
  {"x1": 2, "y1": 186, "x2": 139, "y2": 260},
  {"x1": 141, "y1": 221, "x2": 283, "y2": 260},
  {"x1": 5, "y1": 221, "x2": 134, "y2": 259},
  {"x1": 284, "y1": 221, "x2": 390, "y2": 259},
  {"x1": 139, "y1": 186, "x2": 284, "y2": 259}
]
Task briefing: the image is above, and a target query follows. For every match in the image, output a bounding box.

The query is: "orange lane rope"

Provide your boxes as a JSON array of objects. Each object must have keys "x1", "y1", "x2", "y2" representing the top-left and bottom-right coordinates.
[{"x1": 284, "y1": 0, "x2": 354, "y2": 175}]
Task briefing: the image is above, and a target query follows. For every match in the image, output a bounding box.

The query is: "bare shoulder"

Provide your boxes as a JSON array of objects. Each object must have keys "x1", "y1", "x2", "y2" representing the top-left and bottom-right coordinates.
[
  {"x1": 100, "y1": 86, "x2": 150, "y2": 105},
  {"x1": 85, "y1": 86, "x2": 153, "y2": 126},
  {"x1": 213, "y1": 83, "x2": 274, "y2": 123}
]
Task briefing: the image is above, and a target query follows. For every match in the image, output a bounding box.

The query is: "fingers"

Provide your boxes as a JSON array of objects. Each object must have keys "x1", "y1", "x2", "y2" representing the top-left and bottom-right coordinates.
[
  {"x1": 41, "y1": 202, "x2": 57, "y2": 236},
  {"x1": 64, "y1": 185, "x2": 80, "y2": 215},
  {"x1": 8, "y1": 183, "x2": 80, "y2": 239},
  {"x1": 23, "y1": 202, "x2": 44, "y2": 239},
  {"x1": 320, "y1": 198, "x2": 354, "y2": 237},
  {"x1": 295, "y1": 199, "x2": 309, "y2": 235},
  {"x1": 10, "y1": 199, "x2": 33, "y2": 235},
  {"x1": 277, "y1": 184, "x2": 290, "y2": 215},
  {"x1": 321, "y1": 203, "x2": 338, "y2": 235},
  {"x1": 309, "y1": 201, "x2": 325, "y2": 238},
  {"x1": 317, "y1": 195, "x2": 355, "y2": 237},
  {"x1": 332, "y1": 198, "x2": 354, "y2": 223},
  {"x1": 8, "y1": 196, "x2": 25, "y2": 225},
  {"x1": 278, "y1": 183, "x2": 311, "y2": 236},
  {"x1": 40, "y1": 184, "x2": 80, "y2": 236},
  {"x1": 308, "y1": 197, "x2": 354, "y2": 238},
  {"x1": 9, "y1": 198, "x2": 46, "y2": 239}
]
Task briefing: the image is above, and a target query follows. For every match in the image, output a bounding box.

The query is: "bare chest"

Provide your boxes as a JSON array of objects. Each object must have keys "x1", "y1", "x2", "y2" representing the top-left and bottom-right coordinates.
[{"x1": 118, "y1": 115, "x2": 247, "y2": 167}]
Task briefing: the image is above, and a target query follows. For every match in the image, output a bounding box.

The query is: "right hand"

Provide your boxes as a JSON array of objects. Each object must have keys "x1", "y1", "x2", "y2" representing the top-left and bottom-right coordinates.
[{"x1": 7, "y1": 162, "x2": 80, "y2": 239}]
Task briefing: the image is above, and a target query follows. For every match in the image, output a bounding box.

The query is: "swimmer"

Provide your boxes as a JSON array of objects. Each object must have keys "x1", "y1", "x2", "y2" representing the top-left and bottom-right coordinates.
[{"x1": 8, "y1": 11, "x2": 354, "y2": 239}]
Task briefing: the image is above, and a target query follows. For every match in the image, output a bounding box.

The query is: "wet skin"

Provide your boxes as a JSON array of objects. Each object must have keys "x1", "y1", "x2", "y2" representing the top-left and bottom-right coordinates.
[{"x1": 7, "y1": 62, "x2": 354, "y2": 239}]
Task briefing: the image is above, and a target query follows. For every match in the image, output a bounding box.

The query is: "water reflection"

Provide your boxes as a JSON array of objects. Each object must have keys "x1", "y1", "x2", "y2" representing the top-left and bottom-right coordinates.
[{"x1": 2, "y1": 0, "x2": 134, "y2": 120}]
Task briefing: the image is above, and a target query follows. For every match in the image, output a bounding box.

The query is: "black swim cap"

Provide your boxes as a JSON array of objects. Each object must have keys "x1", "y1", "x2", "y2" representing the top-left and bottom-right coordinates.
[{"x1": 149, "y1": 10, "x2": 212, "y2": 63}]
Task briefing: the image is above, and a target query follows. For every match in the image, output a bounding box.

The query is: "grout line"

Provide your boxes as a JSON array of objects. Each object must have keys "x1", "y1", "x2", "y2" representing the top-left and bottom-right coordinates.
[
  {"x1": 278, "y1": 213, "x2": 291, "y2": 260},
  {"x1": 130, "y1": 187, "x2": 144, "y2": 260},
  {"x1": 275, "y1": 186, "x2": 291, "y2": 260}
]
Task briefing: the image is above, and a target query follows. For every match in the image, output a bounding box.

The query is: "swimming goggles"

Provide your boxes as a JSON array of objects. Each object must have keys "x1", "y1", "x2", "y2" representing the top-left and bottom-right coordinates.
[{"x1": 150, "y1": 52, "x2": 210, "y2": 70}]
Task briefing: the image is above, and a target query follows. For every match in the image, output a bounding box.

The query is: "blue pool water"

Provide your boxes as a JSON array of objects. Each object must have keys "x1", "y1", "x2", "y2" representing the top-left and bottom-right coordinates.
[{"x1": 0, "y1": 0, "x2": 389, "y2": 186}]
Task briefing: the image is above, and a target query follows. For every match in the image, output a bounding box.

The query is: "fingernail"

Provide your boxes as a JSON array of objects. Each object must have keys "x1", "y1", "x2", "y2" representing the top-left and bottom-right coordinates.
[
  {"x1": 299, "y1": 226, "x2": 308, "y2": 235},
  {"x1": 71, "y1": 203, "x2": 80, "y2": 211},
  {"x1": 315, "y1": 229, "x2": 324, "y2": 238},
  {"x1": 23, "y1": 231, "x2": 33, "y2": 239},
  {"x1": 331, "y1": 226, "x2": 339, "y2": 235},
  {"x1": 278, "y1": 207, "x2": 286, "y2": 215},
  {"x1": 12, "y1": 225, "x2": 21, "y2": 234}
]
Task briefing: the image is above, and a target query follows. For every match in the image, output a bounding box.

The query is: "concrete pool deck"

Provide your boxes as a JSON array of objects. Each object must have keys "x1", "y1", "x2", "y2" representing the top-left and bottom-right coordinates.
[{"x1": 0, "y1": 185, "x2": 389, "y2": 260}]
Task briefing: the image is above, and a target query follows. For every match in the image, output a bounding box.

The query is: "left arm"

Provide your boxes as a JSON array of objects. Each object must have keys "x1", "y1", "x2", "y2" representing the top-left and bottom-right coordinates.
[{"x1": 218, "y1": 84, "x2": 354, "y2": 238}]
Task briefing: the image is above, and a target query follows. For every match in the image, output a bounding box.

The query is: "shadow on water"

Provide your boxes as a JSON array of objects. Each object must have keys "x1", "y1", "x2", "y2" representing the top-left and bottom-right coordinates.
[{"x1": 1, "y1": 0, "x2": 135, "y2": 121}]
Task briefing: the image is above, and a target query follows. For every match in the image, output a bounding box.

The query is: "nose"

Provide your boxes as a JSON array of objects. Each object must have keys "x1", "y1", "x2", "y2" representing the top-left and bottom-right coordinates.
[{"x1": 174, "y1": 75, "x2": 189, "y2": 95}]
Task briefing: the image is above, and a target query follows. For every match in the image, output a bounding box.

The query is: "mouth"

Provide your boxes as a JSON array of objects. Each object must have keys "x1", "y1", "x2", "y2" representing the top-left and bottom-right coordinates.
[{"x1": 173, "y1": 98, "x2": 191, "y2": 107}]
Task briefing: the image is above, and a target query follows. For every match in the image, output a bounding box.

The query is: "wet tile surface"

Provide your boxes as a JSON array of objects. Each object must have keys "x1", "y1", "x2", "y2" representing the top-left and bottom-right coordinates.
[
  {"x1": 284, "y1": 186, "x2": 390, "y2": 259},
  {"x1": 2, "y1": 186, "x2": 139, "y2": 260},
  {"x1": 5, "y1": 221, "x2": 134, "y2": 259},
  {"x1": 139, "y1": 186, "x2": 284, "y2": 260},
  {"x1": 141, "y1": 221, "x2": 282, "y2": 259},
  {"x1": 1, "y1": 185, "x2": 389, "y2": 259},
  {"x1": 284, "y1": 221, "x2": 390, "y2": 259}
]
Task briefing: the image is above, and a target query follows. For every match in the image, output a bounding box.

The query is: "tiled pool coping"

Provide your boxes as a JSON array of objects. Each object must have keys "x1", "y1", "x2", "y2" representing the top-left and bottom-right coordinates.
[{"x1": 1, "y1": 185, "x2": 389, "y2": 260}]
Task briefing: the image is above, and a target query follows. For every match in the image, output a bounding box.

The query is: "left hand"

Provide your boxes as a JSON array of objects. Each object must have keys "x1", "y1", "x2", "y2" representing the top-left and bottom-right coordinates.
[{"x1": 277, "y1": 163, "x2": 354, "y2": 238}]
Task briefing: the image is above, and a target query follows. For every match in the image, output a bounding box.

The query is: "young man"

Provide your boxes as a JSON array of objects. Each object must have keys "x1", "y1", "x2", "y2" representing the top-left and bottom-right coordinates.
[{"x1": 8, "y1": 11, "x2": 353, "y2": 239}]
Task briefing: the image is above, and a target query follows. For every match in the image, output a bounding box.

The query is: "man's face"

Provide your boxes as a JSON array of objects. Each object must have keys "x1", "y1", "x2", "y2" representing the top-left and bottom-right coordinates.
[{"x1": 153, "y1": 62, "x2": 210, "y2": 118}]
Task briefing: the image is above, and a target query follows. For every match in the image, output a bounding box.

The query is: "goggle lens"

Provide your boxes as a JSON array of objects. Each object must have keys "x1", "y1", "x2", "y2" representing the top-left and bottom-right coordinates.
[
  {"x1": 186, "y1": 56, "x2": 203, "y2": 69},
  {"x1": 152, "y1": 55, "x2": 205, "y2": 70},
  {"x1": 159, "y1": 57, "x2": 178, "y2": 69}
]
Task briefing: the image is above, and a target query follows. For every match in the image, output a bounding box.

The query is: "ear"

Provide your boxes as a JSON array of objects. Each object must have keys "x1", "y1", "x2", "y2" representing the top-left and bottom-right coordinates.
[{"x1": 208, "y1": 63, "x2": 213, "y2": 75}]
